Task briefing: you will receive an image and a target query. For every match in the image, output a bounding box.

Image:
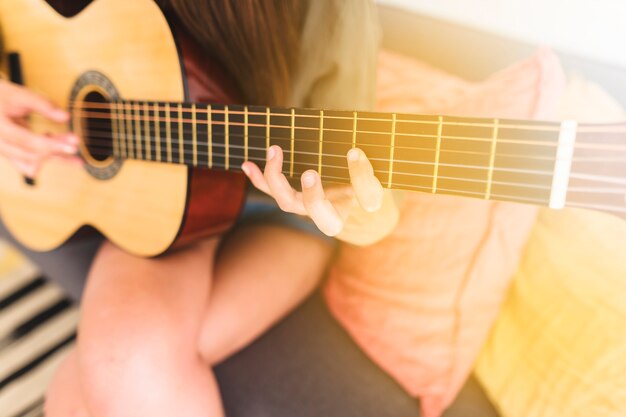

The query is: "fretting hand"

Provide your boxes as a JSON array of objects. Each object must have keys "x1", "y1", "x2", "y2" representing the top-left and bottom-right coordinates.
[
  {"x1": 0, "y1": 79, "x2": 80, "y2": 178},
  {"x1": 241, "y1": 145, "x2": 400, "y2": 245}
]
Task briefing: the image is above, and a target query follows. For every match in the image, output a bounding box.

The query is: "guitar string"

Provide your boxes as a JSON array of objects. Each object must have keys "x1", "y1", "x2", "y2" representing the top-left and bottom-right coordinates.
[
  {"x1": 79, "y1": 121, "x2": 626, "y2": 163},
  {"x1": 73, "y1": 110, "x2": 626, "y2": 152},
  {"x1": 79, "y1": 147, "x2": 555, "y2": 194},
  {"x1": 79, "y1": 130, "x2": 569, "y2": 176},
  {"x1": 69, "y1": 151, "x2": 626, "y2": 213},
  {"x1": 78, "y1": 110, "x2": 565, "y2": 147},
  {"x1": 69, "y1": 101, "x2": 564, "y2": 131},
  {"x1": 82, "y1": 131, "x2": 626, "y2": 188},
  {"x1": 81, "y1": 134, "x2": 626, "y2": 193},
  {"x1": 82, "y1": 128, "x2": 626, "y2": 177},
  {"x1": 83, "y1": 126, "x2": 561, "y2": 161},
  {"x1": 70, "y1": 101, "x2": 626, "y2": 135},
  {"x1": 80, "y1": 122, "x2": 626, "y2": 163}
]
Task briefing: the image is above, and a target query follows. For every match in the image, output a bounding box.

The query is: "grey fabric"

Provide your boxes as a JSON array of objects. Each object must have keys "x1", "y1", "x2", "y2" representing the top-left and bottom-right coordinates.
[
  {"x1": 0, "y1": 219, "x2": 100, "y2": 301},
  {"x1": 215, "y1": 291, "x2": 500, "y2": 417}
]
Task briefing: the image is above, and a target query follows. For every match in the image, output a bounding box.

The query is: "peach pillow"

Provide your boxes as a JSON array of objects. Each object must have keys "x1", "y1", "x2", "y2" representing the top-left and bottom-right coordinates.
[{"x1": 324, "y1": 49, "x2": 566, "y2": 417}]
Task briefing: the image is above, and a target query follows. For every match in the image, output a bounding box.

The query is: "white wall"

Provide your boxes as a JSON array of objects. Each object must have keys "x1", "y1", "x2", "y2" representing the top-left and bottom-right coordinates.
[{"x1": 377, "y1": 0, "x2": 626, "y2": 68}]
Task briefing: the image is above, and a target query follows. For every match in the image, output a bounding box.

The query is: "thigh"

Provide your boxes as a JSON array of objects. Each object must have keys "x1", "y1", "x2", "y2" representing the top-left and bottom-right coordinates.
[
  {"x1": 76, "y1": 239, "x2": 220, "y2": 414},
  {"x1": 198, "y1": 224, "x2": 332, "y2": 364},
  {"x1": 78, "y1": 238, "x2": 218, "y2": 354}
]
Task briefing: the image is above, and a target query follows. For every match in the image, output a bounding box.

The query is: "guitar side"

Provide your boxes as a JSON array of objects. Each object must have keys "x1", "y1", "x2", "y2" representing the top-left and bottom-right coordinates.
[{"x1": 0, "y1": 0, "x2": 246, "y2": 256}]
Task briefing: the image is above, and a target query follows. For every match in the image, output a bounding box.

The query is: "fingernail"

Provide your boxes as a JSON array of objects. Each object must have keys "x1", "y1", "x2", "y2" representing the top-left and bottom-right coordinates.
[
  {"x1": 365, "y1": 200, "x2": 383, "y2": 213},
  {"x1": 63, "y1": 144, "x2": 77, "y2": 154},
  {"x1": 23, "y1": 165, "x2": 36, "y2": 178},
  {"x1": 267, "y1": 146, "x2": 276, "y2": 160},
  {"x1": 347, "y1": 148, "x2": 360, "y2": 162},
  {"x1": 241, "y1": 164, "x2": 250, "y2": 176},
  {"x1": 326, "y1": 218, "x2": 344, "y2": 237},
  {"x1": 66, "y1": 134, "x2": 80, "y2": 145},
  {"x1": 54, "y1": 109, "x2": 69, "y2": 120},
  {"x1": 69, "y1": 157, "x2": 84, "y2": 166},
  {"x1": 302, "y1": 172, "x2": 316, "y2": 188}
]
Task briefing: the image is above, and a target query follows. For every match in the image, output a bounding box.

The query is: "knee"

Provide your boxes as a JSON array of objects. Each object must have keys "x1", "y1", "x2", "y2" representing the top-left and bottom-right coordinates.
[
  {"x1": 78, "y1": 307, "x2": 198, "y2": 375},
  {"x1": 76, "y1": 310, "x2": 200, "y2": 414}
]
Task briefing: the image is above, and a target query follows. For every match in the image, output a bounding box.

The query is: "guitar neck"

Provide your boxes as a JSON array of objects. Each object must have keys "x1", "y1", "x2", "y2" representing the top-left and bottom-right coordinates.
[{"x1": 78, "y1": 100, "x2": 626, "y2": 218}]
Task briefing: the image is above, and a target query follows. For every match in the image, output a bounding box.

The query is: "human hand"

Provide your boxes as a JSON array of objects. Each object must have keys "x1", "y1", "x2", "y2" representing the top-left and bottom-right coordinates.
[
  {"x1": 241, "y1": 146, "x2": 400, "y2": 245},
  {"x1": 0, "y1": 79, "x2": 80, "y2": 178}
]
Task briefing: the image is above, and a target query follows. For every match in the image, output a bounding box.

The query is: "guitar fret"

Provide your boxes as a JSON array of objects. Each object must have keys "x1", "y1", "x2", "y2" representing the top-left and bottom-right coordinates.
[
  {"x1": 432, "y1": 115, "x2": 443, "y2": 193},
  {"x1": 178, "y1": 104, "x2": 184, "y2": 164},
  {"x1": 290, "y1": 108, "x2": 295, "y2": 177},
  {"x1": 125, "y1": 102, "x2": 134, "y2": 159},
  {"x1": 352, "y1": 111, "x2": 357, "y2": 148},
  {"x1": 192, "y1": 104, "x2": 197, "y2": 166},
  {"x1": 208, "y1": 104, "x2": 213, "y2": 168},
  {"x1": 387, "y1": 113, "x2": 397, "y2": 188},
  {"x1": 165, "y1": 102, "x2": 172, "y2": 163},
  {"x1": 134, "y1": 102, "x2": 142, "y2": 160},
  {"x1": 224, "y1": 105, "x2": 229, "y2": 170},
  {"x1": 118, "y1": 102, "x2": 127, "y2": 158},
  {"x1": 154, "y1": 102, "x2": 161, "y2": 162},
  {"x1": 265, "y1": 107, "x2": 270, "y2": 151},
  {"x1": 244, "y1": 105, "x2": 249, "y2": 162},
  {"x1": 318, "y1": 110, "x2": 324, "y2": 175},
  {"x1": 485, "y1": 118, "x2": 499, "y2": 199},
  {"x1": 143, "y1": 102, "x2": 151, "y2": 161},
  {"x1": 110, "y1": 102, "x2": 119, "y2": 158}
]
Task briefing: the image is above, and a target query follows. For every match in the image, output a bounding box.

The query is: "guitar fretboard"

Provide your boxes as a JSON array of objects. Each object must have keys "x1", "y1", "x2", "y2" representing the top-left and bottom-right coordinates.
[{"x1": 76, "y1": 100, "x2": 626, "y2": 218}]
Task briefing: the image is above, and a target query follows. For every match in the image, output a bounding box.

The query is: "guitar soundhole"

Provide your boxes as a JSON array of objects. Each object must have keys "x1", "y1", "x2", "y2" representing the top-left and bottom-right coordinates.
[
  {"x1": 70, "y1": 70, "x2": 122, "y2": 180},
  {"x1": 82, "y1": 91, "x2": 112, "y2": 162}
]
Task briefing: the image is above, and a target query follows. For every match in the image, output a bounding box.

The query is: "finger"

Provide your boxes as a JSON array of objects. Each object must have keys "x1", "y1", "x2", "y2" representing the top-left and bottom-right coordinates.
[
  {"x1": 54, "y1": 132, "x2": 80, "y2": 145},
  {"x1": 1, "y1": 122, "x2": 77, "y2": 156},
  {"x1": 0, "y1": 139, "x2": 37, "y2": 164},
  {"x1": 241, "y1": 161, "x2": 271, "y2": 195},
  {"x1": 49, "y1": 154, "x2": 84, "y2": 167},
  {"x1": 347, "y1": 148, "x2": 384, "y2": 212},
  {"x1": 264, "y1": 146, "x2": 306, "y2": 215},
  {"x1": 301, "y1": 170, "x2": 344, "y2": 236},
  {"x1": 12, "y1": 159, "x2": 38, "y2": 178},
  {"x1": 10, "y1": 85, "x2": 69, "y2": 122},
  {"x1": 11, "y1": 113, "x2": 78, "y2": 146}
]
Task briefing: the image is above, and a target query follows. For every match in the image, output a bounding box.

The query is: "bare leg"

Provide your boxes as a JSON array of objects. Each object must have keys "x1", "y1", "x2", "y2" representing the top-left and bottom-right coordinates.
[
  {"x1": 74, "y1": 238, "x2": 222, "y2": 417},
  {"x1": 197, "y1": 224, "x2": 333, "y2": 364},
  {"x1": 45, "y1": 350, "x2": 89, "y2": 417},
  {"x1": 45, "y1": 226, "x2": 332, "y2": 417}
]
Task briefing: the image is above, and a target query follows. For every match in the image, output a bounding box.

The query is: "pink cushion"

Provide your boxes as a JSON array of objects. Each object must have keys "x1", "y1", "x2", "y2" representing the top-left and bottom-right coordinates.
[{"x1": 324, "y1": 48, "x2": 566, "y2": 417}]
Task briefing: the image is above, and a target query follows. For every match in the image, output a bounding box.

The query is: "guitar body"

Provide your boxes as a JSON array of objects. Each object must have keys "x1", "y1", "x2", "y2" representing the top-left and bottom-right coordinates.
[{"x1": 0, "y1": 0, "x2": 247, "y2": 256}]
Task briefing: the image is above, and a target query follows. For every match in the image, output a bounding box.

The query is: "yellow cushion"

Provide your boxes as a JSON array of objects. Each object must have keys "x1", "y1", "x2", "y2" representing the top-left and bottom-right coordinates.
[{"x1": 475, "y1": 208, "x2": 626, "y2": 416}]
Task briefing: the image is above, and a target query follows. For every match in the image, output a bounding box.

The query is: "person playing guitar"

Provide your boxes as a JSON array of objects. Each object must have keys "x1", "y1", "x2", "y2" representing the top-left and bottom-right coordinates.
[{"x1": 0, "y1": 0, "x2": 399, "y2": 416}]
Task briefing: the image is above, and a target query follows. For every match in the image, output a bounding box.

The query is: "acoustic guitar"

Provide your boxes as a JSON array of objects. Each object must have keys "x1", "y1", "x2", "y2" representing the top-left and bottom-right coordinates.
[{"x1": 0, "y1": 0, "x2": 624, "y2": 257}]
